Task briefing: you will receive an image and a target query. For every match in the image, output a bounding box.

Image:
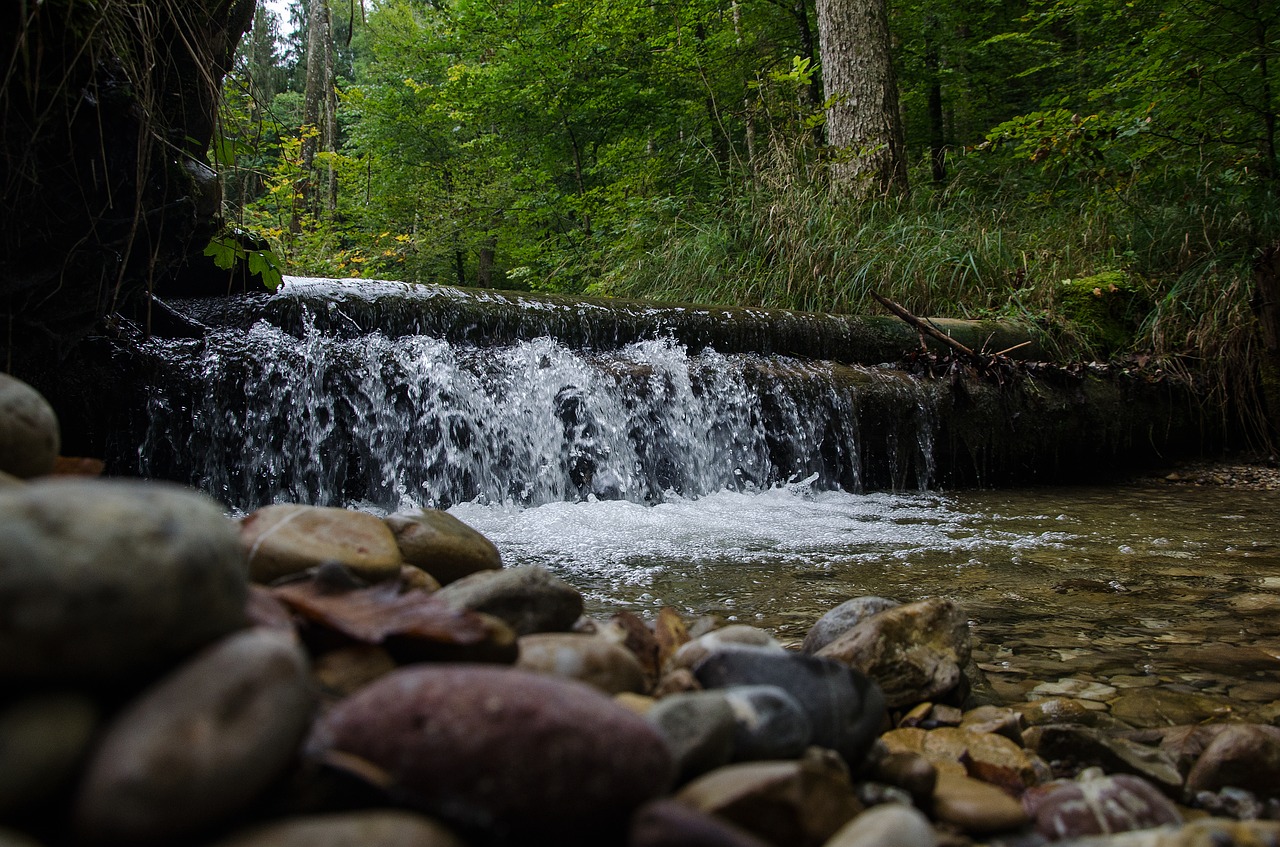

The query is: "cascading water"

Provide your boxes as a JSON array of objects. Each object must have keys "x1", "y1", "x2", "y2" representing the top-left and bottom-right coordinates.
[{"x1": 137, "y1": 294, "x2": 939, "y2": 512}]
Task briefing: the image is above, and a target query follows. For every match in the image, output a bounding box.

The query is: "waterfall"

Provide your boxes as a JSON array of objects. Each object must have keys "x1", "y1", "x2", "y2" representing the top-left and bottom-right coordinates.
[{"x1": 136, "y1": 281, "x2": 940, "y2": 511}]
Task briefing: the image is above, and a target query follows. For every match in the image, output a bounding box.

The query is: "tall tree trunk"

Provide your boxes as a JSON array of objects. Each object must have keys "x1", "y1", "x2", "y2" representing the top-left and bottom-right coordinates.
[
  {"x1": 299, "y1": 0, "x2": 336, "y2": 222},
  {"x1": 815, "y1": 0, "x2": 908, "y2": 196},
  {"x1": 924, "y1": 18, "x2": 946, "y2": 187}
]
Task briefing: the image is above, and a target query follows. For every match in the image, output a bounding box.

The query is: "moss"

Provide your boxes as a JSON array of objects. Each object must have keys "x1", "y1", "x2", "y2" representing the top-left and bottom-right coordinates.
[{"x1": 1057, "y1": 271, "x2": 1150, "y2": 358}]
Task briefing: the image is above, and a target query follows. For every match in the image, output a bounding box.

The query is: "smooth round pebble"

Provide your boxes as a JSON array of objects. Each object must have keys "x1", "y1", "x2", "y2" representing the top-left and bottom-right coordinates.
[
  {"x1": 516, "y1": 632, "x2": 647, "y2": 694},
  {"x1": 825, "y1": 803, "x2": 938, "y2": 847},
  {"x1": 646, "y1": 691, "x2": 737, "y2": 781},
  {"x1": 384, "y1": 509, "x2": 501, "y2": 584},
  {"x1": 433, "y1": 566, "x2": 583, "y2": 635},
  {"x1": 0, "y1": 373, "x2": 59, "y2": 479},
  {"x1": 722, "y1": 684, "x2": 812, "y2": 761},
  {"x1": 240, "y1": 504, "x2": 404, "y2": 584}
]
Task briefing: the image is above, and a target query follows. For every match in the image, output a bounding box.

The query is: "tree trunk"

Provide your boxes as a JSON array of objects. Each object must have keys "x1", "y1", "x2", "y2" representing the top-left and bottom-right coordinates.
[
  {"x1": 815, "y1": 0, "x2": 908, "y2": 196},
  {"x1": 924, "y1": 18, "x2": 946, "y2": 187},
  {"x1": 300, "y1": 0, "x2": 336, "y2": 221}
]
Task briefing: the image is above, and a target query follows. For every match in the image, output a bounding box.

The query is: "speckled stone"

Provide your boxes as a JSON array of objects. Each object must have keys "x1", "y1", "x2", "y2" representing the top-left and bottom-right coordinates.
[{"x1": 1023, "y1": 773, "x2": 1181, "y2": 839}]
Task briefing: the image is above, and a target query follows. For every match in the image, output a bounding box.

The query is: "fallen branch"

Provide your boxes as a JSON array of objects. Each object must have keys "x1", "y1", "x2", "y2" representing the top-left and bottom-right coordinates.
[{"x1": 869, "y1": 291, "x2": 979, "y2": 362}]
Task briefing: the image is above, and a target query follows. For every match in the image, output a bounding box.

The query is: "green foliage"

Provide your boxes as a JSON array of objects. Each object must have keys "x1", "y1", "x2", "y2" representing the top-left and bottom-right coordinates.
[{"x1": 204, "y1": 230, "x2": 286, "y2": 291}]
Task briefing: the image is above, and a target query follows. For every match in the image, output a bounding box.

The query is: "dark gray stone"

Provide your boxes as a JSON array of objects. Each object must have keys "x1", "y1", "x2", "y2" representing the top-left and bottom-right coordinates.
[
  {"x1": 801, "y1": 596, "x2": 900, "y2": 654},
  {"x1": 0, "y1": 373, "x2": 59, "y2": 480},
  {"x1": 722, "y1": 684, "x2": 812, "y2": 762},
  {"x1": 646, "y1": 691, "x2": 737, "y2": 781},
  {"x1": 433, "y1": 565, "x2": 583, "y2": 635}
]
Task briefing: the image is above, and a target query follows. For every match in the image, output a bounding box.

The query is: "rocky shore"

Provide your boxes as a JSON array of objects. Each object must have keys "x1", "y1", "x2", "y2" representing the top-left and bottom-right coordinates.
[{"x1": 3, "y1": 372, "x2": 1280, "y2": 847}]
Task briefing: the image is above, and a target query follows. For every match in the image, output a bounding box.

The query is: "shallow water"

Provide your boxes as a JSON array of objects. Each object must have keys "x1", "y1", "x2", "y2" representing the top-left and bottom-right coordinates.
[{"x1": 451, "y1": 480, "x2": 1280, "y2": 706}]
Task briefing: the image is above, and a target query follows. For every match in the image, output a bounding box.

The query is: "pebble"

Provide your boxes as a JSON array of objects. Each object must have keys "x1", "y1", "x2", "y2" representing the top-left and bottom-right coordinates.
[
  {"x1": 629, "y1": 799, "x2": 774, "y2": 847},
  {"x1": 646, "y1": 691, "x2": 737, "y2": 781},
  {"x1": 1029, "y1": 678, "x2": 1118, "y2": 702},
  {"x1": 1110, "y1": 688, "x2": 1234, "y2": 728},
  {"x1": 800, "y1": 596, "x2": 900, "y2": 654},
  {"x1": 930, "y1": 771, "x2": 1029, "y2": 834},
  {"x1": 669, "y1": 625, "x2": 785, "y2": 671},
  {"x1": 240, "y1": 504, "x2": 404, "y2": 584},
  {"x1": 722, "y1": 684, "x2": 813, "y2": 761},
  {"x1": 0, "y1": 479, "x2": 248, "y2": 681},
  {"x1": 882, "y1": 726, "x2": 1043, "y2": 794},
  {"x1": 208, "y1": 810, "x2": 466, "y2": 847},
  {"x1": 1023, "y1": 772, "x2": 1182, "y2": 839},
  {"x1": 1023, "y1": 724, "x2": 1183, "y2": 793},
  {"x1": 825, "y1": 803, "x2": 939, "y2": 847},
  {"x1": 74, "y1": 629, "x2": 314, "y2": 844},
  {"x1": 693, "y1": 647, "x2": 886, "y2": 768},
  {"x1": 0, "y1": 373, "x2": 59, "y2": 479},
  {"x1": 432, "y1": 565, "x2": 583, "y2": 635},
  {"x1": 515, "y1": 632, "x2": 648, "y2": 694},
  {"x1": 0, "y1": 694, "x2": 97, "y2": 816},
  {"x1": 1185, "y1": 723, "x2": 1280, "y2": 797},
  {"x1": 306, "y1": 665, "x2": 673, "y2": 842},
  {"x1": 675, "y1": 749, "x2": 863, "y2": 847},
  {"x1": 383, "y1": 509, "x2": 501, "y2": 585},
  {"x1": 815, "y1": 597, "x2": 971, "y2": 708}
]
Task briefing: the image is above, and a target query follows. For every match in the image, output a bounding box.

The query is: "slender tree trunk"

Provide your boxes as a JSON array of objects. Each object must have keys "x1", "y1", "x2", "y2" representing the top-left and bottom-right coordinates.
[
  {"x1": 476, "y1": 236, "x2": 496, "y2": 287},
  {"x1": 300, "y1": 0, "x2": 336, "y2": 221},
  {"x1": 924, "y1": 17, "x2": 946, "y2": 187},
  {"x1": 815, "y1": 0, "x2": 908, "y2": 196},
  {"x1": 793, "y1": 0, "x2": 822, "y2": 110}
]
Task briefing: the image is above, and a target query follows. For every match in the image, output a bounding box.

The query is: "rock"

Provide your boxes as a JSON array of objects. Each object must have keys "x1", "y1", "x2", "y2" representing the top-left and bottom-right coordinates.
[
  {"x1": 0, "y1": 694, "x2": 97, "y2": 816},
  {"x1": 516, "y1": 632, "x2": 648, "y2": 694},
  {"x1": 722, "y1": 684, "x2": 813, "y2": 762},
  {"x1": 693, "y1": 648, "x2": 885, "y2": 769},
  {"x1": 867, "y1": 748, "x2": 939, "y2": 804},
  {"x1": 1015, "y1": 697, "x2": 1106, "y2": 727},
  {"x1": 961, "y1": 705, "x2": 1025, "y2": 745},
  {"x1": 670, "y1": 626, "x2": 785, "y2": 671},
  {"x1": 75, "y1": 628, "x2": 314, "y2": 844},
  {"x1": 880, "y1": 726, "x2": 1042, "y2": 794},
  {"x1": 646, "y1": 691, "x2": 737, "y2": 782},
  {"x1": 0, "y1": 829, "x2": 45, "y2": 847},
  {"x1": 629, "y1": 799, "x2": 774, "y2": 847},
  {"x1": 240, "y1": 504, "x2": 404, "y2": 584},
  {"x1": 899, "y1": 702, "x2": 963, "y2": 729},
  {"x1": 1185, "y1": 724, "x2": 1280, "y2": 797},
  {"x1": 1023, "y1": 725, "x2": 1184, "y2": 794},
  {"x1": 1023, "y1": 772, "x2": 1182, "y2": 840},
  {"x1": 312, "y1": 645, "x2": 399, "y2": 698},
  {"x1": 306, "y1": 665, "x2": 673, "y2": 842},
  {"x1": 208, "y1": 810, "x2": 467, "y2": 847},
  {"x1": 878, "y1": 729, "x2": 966, "y2": 779},
  {"x1": 801, "y1": 596, "x2": 900, "y2": 654},
  {"x1": 1110, "y1": 688, "x2": 1233, "y2": 728},
  {"x1": 1030, "y1": 678, "x2": 1118, "y2": 702},
  {"x1": 601, "y1": 610, "x2": 661, "y2": 685},
  {"x1": 384, "y1": 509, "x2": 501, "y2": 585},
  {"x1": 825, "y1": 803, "x2": 938, "y2": 847},
  {"x1": 0, "y1": 373, "x2": 59, "y2": 479},
  {"x1": 655, "y1": 607, "x2": 692, "y2": 668},
  {"x1": 815, "y1": 597, "x2": 971, "y2": 708},
  {"x1": 655, "y1": 667, "x2": 702, "y2": 697},
  {"x1": 0, "y1": 471, "x2": 23, "y2": 488},
  {"x1": 931, "y1": 771, "x2": 1029, "y2": 834},
  {"x1": 433, "y1": 565, "x2": 583, "y2": 635},
  {"x1": 0, "y1": 479, "x2": 248, "y2": 681},
  {"x1": 616, "y1": 692, "x2": 656, "y2": 715},
  {"x1": 675, "y1": 749, "x2": 863, "y2": 847}
]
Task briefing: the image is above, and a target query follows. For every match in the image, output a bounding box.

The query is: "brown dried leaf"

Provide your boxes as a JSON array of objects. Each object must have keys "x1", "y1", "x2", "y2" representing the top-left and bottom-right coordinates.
[{"x1": 272, "y1": 580, "x2": 491, "y2": 646}]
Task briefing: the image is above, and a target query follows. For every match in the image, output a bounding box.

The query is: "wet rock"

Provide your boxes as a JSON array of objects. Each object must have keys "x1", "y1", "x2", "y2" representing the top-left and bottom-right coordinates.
[
  {"x1": 397, "y1": 565, "x2": 442, "y2": 593},
  {"x1": 0, "y1": 373, "x2": 59, "y2": 479},
  {"x1": 961, "y1": 705, "x2": 1026, "y2": 745},
  {"x1": 800, "y1": 596, "x2": 900, "y2": 654},
  {"x1": 384, "y1": 509, "x2": 501, "y2": 585},
  {"x1": 1110, "y1": 688, "x2": 1233, "y2": 728},
  {"x1": 617, "y1": 692, "x2": 656, "y2": 715},
  {"x1": 0, "y1": 471, "x2": 22, "y2": 488},
  {"x1": 241, "y1": 505, "x2": 404, "y2": 584},
  {"x1": 722, "y1": 684, "x2": 812, "y2": 762},
  {"x1": 75, "y1": 629, "x2": 314, "y2": 844},
  {"x1": 0, "y1": 479, "x2": 248, "y2": 681},
  {"x1": 825, "y1": 803, "x2": 938, "y2": 847},
  {"x1": 312, "y1": 645, "x2": 399, "y2": 698},
  {"x1": 1030, "y1": 678, "x2": 1118, "y2": 702},
  {"x1": 1023, "y1": 772, "x2": 1182, "y2": 840},
  {"x1": 815, "y1": 597, "x2": 971, "y2": 708},
  {"x1": 629, "y1": 799, "x2": 774, "y2": 847},
  {"x1": 879, "y1": 729, "x2": 966, "y2": 779},
  {"x1": 1015, "y1": 697, "x2": 1128, "y2": 729},
  {"x1": 675, "y1": 749, "x2": 863, "y2": 847},
  {"x1": 433, "y1": 565, "x2": 583, "y2": 635},
  {"x1": 247, "y1": 584, "x2": 297, "y2": 633},
  {"x1": 646, "y1": 691, "x2": 737, "y2": 781},
  {"x1": 899, "y1": 702, "x2": 964, "y2": 729},
  {"x1": 881, "y1": 726, "x2": 1042, "y2": 794},
  {"x1": 867, "y1": 747, "x2": 939, "y2": 804},
  {"x1": 601, "y1": 610, "x2": 662, "y2": 685},
  {"x1": 1185, "y1": 724, "x2": 1280, "y2": 797},
  {"x1": 208, "y1": 811, "x2": 465, "y2": 847},
  {"x1": 306, "y1": 665, "x2": 673, "y2": 842},
  {"x1": 931, "y1": 772, "x2": 1029, "y2": 834},
  {"x1": 655, "y1": 607, "x2": 691, "y2": 668},
  {"x1": 654, "y1": 667, "x2": 702, "y2": 697},
  {"x1": 670, "y1": 626, "x2": 784, "y2": 671},
  {"x1": 516, "y1": 632, "x2": 648, "y2": 694},
  {"x1": 0, "y1": 694, "x2": 97, "y2": 816},
  {"x1": 1024, "y1": 724, "x2": 1183, "y2": 794},
  {"x1": 693, "y1": 648, "x2": 886, "y2": 768}
]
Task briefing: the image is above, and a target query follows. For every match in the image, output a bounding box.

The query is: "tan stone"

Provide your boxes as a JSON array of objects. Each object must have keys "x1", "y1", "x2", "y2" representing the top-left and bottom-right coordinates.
[
  {"x1": 931, "y1": 772, "x2": 1028, "y2": 834},
  {"x1": 241, "y1": 504, "x2": 403, "y2": 584},
  {"x1": 384, "y1": 509, "x2": 500, "y2": 585},
  {"x1": 516, "y1": 632, "x2": 648, "y2": 695}
]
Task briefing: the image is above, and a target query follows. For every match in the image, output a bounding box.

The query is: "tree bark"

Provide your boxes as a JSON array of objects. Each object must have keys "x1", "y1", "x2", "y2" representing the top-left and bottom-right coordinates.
[
  {"x1": 300, "y1": 0, "x2": 337, "y2": 220},
  {"x1": 815, "y1": 0, "x2": 908, "y2": 196}
]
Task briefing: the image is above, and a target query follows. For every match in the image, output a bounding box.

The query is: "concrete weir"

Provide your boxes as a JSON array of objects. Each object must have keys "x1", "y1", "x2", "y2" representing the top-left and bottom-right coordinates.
[{"x1": 116, "y1": 278, "x2": 1215, "y2": 508}]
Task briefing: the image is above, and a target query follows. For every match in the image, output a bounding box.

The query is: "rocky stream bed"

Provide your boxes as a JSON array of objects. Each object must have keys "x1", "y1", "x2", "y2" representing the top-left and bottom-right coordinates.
[{"x1": 4, "y1": 371, "x2": 1280, "y2": 847}]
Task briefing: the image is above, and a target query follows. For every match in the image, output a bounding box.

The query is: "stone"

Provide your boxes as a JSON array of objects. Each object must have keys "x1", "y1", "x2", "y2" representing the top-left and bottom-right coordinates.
[
  {"x1": 1015, "y1": 697, "x2": 1127, "y2": 728},
  {"x1": 0, "y1": 373, "x2": 59, "y2": 479},
  {"x1": 675, "y1": 749, "x2": 863, "y2": 847},
  {"x1": 1110, "y1": 688, "x2": 1234, "y2": 728},
  {"x1": 306, "y1": 665, "x2": 673, "y2": 842},
  {"x1": 646, "y1": 691, "x2": 737, "y2": 782},
  {"x1": 0, "y1": 694, "x2": 97, "y2": 816},
  {"x1": 1023, "y1": 724, "x2": 1183, "y2": 794},
  {"x1": 1185, "y1": 724, "x2": 1280, "y2": 797},
  {"x1": 693, "y1": 647, "x2": 886, "y2": 769},
  {"x1": 600, "y1": 610, "x2": 661, "y2": 685},
  {"x1": 722, "y1": 684, "x2": 813, "y2": 762},
  {"x1": 816, "y1": 597, "x2": 972, "y2": 708},
  {"x1": 1029, "y1": 678, "x2": 1118, "y2": 702},
  {"x1": 240, "y1": 504, "x2": 404, "y2": 584},
  {"x1": 878, "y1": 729, "x2": 966, "y2": 779},
  {"x1": 931, "y1": 772, "x2": 1029, "y2": 834},
  {"x1": 801, "y1": 596, "x2": 901, "y2": 654},
  {"x1": 208, "y1": 811, "x2": 467, "y2": 847},
  {"x1": 825, "y1": 803, "x2": 939, "y2": 847},
  {"x1": 1023, "y1": 773, "x2": 1182, "y2": 840},
  {"x1": 516, "y1": 632, "x2": 648, "y2": 694},
  {"x1": 312, "y1": 645, "x2": 399, "y2": 698},
  {"x1": 383, "y1": 509, "x2": 501, "y2": 585},
  {"x1": 433, "y1": 565, "x2": 583, "y2": 635},
  {"x1": 0, "y1": 479, "x2": 248, "y2": 681},
  {"x1": 75, "y1": 629, "x2": 314, "y2": 844},
  {"x1": 670, "y1": 625, "x2": 785, "y2": 671},
  {"x1": 885, "y1": 726, "x2": 1042, "y2": 794},
  {"x1": 0, "y1": 830, "x2": 44, "y2": 847},
  {"x1": 961, "y1": 705, "x2": 1025, "y2": 745},
  {"x1": 655, "y1": 607, "x2": 691, "y2": 668},
  {"x1": 629, "y1": 799, "x2": 774, "y2": 847},
  {"x1": 867, "y1": 748, "x2": 939, "y2": 804},
  {"x1": 655, "y1": 667, "x2": 702, "y2": 697}
]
